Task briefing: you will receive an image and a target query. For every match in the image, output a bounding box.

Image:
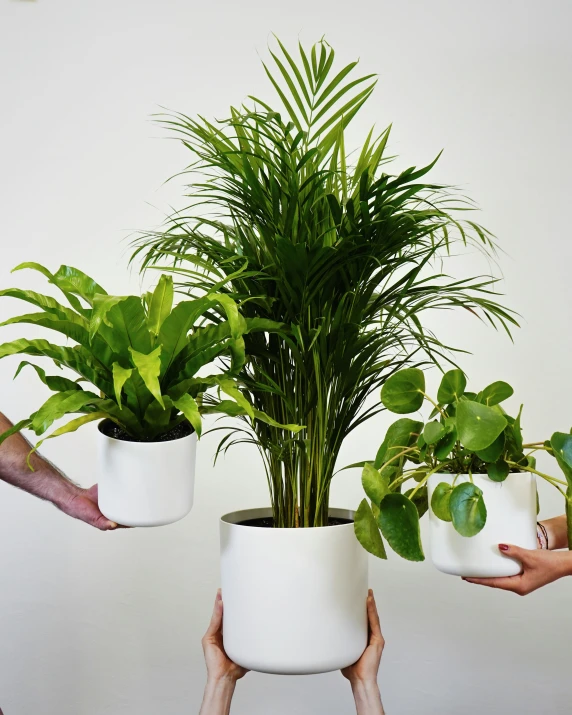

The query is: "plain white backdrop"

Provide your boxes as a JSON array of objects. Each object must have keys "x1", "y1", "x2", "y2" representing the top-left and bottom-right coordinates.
[{"x1": 1, "y1": 1, "x2": 571, "y2": 713}]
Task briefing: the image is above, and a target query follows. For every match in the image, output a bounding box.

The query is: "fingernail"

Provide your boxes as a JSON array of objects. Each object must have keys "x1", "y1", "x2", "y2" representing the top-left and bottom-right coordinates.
[
  {"x1": 499, "y1": 544, "x2": 509, "y2": 552},
  {"x1": 108, "y1": 522, "x2": 118, "y2": 529}
]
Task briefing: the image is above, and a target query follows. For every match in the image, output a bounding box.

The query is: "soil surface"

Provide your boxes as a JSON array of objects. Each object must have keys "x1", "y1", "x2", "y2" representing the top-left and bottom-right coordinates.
[
  {"x1": 98, "y1": 419, "x2": 193, "y2": 443},
  {"x1": 238, "y1": 516, "x2": 353, "y2": 528}
]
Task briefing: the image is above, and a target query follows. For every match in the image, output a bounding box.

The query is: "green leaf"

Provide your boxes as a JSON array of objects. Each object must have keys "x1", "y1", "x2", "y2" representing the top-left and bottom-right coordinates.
[
  {"x1": 362, "y1": 462, "x2": 390, "y2": 505},
  {"x1": 14, "y1": 361, "x2": 81, "y2": 393},
  {"x1": 33, "y1": 412, "x2": 107, "y2": 451},
  {"x1": 374, "y1": 418, "x2": 423, "y2": 469},
  {"x1": 215, "y1": 378, "x2": 254, "y2": 419},
  {"x1": 430, "y1": 482, "x2": 453, "y2": 521},
  {"x1": 112, "y1": 363, "x2": 133, "y2": 409},
  {"x1": 106, "y1": 297, "x2": 152, "y2": 357},
  {"x1": 377, "y1": 493, "x2": 425, "y2": 561},
  {"x1": 31, "y1": 389, "x2": 100, "y2": 435},
  {"x1": 172, "y1": 393, "x2": 202, "y2": 437},
  {"x1": 89, "y1": 295, "x2": 127, "y2": 342},
  {"x1": 487, "y1": 460, "x2": 510, "y2": 482},
  {"x1": 450, "y1": 483, "x2": 487, "y2": 537},
  {"x1": 434, "y1": 427, "x2": 457, "y2": 461},
  {"x1": 404, "y1": 486, "x2": 429, "y2": 519},
  {"x1": 550, "y1": 432, "x2": 572, "y2": 485},
  {"x1": 456, "y1": 399, "x2": 507, "y2": 451},
  {"x1": 437, "y1": 369, "x2": 466, "y2": 404},
  {"x1": 481, "y1": 381, "x2": 514, "y2": 406},
  {"x1": 129, "y1": 346, "x2": 164, "y2": 408},
  {"x1": 380, "y1": 369, "x2": 425, "y2": 414},
  {"x1": 251, "y1": 409, "x2": 304, "y2": 432},
  {"x1": 0, "y1": 418, "x2": 33, "y2": 447},
  {"x1": 354, "y1": 499, "x2": 387, "y2": 559},
  {"x1": 475, "y1": 432, "x2": 505, "y2": 463},
  {"x1": 423, "y1": 420, "x2": 445, "y2": 445},
  {"x1": 147, "y1": 275, "x2": 174, "y2": 337}
]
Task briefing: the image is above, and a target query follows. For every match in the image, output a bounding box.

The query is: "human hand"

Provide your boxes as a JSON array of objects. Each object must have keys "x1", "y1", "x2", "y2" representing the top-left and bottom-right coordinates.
[
  {"x1": 58, "y1": 484, "x2": 118, "y2": 531},
  {"x1": 342, "y1": 590, "x2": 385, "y2": 715},
  {"x1": 202, "y1": 589, "x2": 248, "y2": 685},
  {"x1": 463, "y1": 543, "x2": 572, "y2": 595},
  {"x1": 342, "y1": 589, "x2": 385, "y2": 686}
]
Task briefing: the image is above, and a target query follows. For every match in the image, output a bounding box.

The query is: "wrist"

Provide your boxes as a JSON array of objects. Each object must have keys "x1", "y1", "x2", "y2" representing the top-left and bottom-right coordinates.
[
  {"x1": 350, "y1": 678, "x2": 381, "y2": 698},
  {"x1": 556, "y1": 550, "x2": 572, "y2": 578}
]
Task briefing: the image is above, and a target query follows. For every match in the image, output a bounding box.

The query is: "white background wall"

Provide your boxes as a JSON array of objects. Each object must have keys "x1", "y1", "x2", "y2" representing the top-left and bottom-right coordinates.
[{"x1": 1, "y1": 1, "x2": 571, "y2": 713}]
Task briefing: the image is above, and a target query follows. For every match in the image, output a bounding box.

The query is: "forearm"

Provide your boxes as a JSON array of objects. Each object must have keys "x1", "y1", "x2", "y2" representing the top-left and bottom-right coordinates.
[
  {"x1": 351, "y1": 680, "x2": 385, "y2": 715},
  {"x1": 199, "y1": 677, "x2": 237, "y2": 715},
  {"x1": 541, "y1": 515, "x2": 569, "y2": 551},
  {"x1": 0, "y1": 412, "x2": 78, "y2": 508}
]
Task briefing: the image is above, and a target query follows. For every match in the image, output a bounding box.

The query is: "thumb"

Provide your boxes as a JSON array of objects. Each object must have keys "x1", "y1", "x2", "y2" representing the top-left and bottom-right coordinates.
[{"x1": 498, "y1": 543, "x2": 532, "y2": 565}]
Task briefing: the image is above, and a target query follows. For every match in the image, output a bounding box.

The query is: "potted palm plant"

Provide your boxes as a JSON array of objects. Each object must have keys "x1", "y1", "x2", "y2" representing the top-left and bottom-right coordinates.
[
  {"x1": 133, "y1": 38, "x2": 516, "y2": 672},
  {"x1": 0, "y1": 262, "x2": 259, "y2": 526}
]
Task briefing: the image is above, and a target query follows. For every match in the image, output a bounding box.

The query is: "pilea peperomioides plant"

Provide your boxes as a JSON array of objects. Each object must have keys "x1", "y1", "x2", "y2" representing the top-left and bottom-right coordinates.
[
  {"x1": 354, "y1": 368, "x2": 567, "y2": 561},
  {"x1": 0, "y1": 262, "x2": 289, "y2": 453}
]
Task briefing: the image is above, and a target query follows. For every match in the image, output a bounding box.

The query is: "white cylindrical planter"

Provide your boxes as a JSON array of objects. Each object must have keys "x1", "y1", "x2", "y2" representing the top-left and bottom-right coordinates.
[
  {"x1": 220, "y1": 507, "x2": 368, "y2": 675},
  {"x1": 97, "y1": 420, "x2": 197, "y2": 527},
  {"x1": 427, "y1": 472, "x2": 537, "y2": 577}
]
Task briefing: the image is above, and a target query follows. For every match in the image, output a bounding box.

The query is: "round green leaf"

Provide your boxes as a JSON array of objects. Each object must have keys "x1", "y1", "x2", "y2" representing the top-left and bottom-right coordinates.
[
  {"x1": 404, "y1": 486, "x2": 429, "y2": 519},
  {"x1": 481, "y1": 381, "x2": 514, "y2": 406},
  {"x1": 362, "y1": 462, "x2": 390, "y2": 506},
  {"x1": 449, "y1": 483, "x2": 487, "y2": 537},
  {"x1": 437, "y1": 369, "x2": 467, "y2": 404},
  {"x1": 456, "y1": 399, "x2": 507, "y2": 452},
  {"x1": 550, "y1": 432, "x2": 572, "y2": 485},
  {"x1": 354, "y1": 499, "x2": 387, "y2": 559},
  {"x1": 374, "y1": 418, "x2": 423, "y2": 469},
  {"x1": 423, "y1": 420, "x2": 445, "y2": 445},
  {"x1": 380, "y1": 369, "x2": 425, "y2": 415},
  {"x1": 434, "y1": 428, "x2": 457, "y2": 461},
  {"x1": 475, "y1": 432, "x2": 505, "y2": 463},
  {"x1": 430, "y1": 482, "x2": 454, "y2": 521},
  {"x1": 377, "y1": 493, "x2": 425, "y2": 561},
  {"x1": 487, "y1": 460, "x2": 510, "y2": 482}
]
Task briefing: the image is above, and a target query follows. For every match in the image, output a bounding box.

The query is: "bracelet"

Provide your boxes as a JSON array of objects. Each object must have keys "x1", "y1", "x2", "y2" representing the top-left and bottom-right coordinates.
[{"x1": 537, "y1": 522, "x2": 549, "y2": 550}]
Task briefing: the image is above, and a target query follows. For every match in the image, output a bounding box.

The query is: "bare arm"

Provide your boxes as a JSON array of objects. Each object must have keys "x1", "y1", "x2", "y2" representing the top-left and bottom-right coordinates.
[
  {"x1": 342, "y1": 590, "x2": 385, "y2": 715},
  {"x1": 199, "y1": 590, "x2": 248, "y2": 715},
  {"x1": 541, "y1": 515, "x2": 569, "y2": 550},
  {"x1": 0, "y1": 412, "x2": 117, "y2": 530}
]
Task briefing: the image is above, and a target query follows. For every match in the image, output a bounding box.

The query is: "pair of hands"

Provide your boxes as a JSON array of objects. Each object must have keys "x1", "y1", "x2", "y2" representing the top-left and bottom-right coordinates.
[{"x1": 202, "y1": 589, "x2": 384, "y2": 695}]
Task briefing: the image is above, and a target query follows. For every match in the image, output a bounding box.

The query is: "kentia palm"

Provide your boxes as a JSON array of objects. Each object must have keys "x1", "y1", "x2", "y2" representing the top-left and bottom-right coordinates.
[{"x1": 133, "y1": 38, "x2": 517, "y2": 530}]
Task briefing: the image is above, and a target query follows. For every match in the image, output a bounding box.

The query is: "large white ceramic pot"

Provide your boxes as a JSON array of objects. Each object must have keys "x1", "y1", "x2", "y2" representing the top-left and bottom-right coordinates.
[
  {"x1": 427, "y1": 472, "x2": 537, "y2": 577},
  {"x1": 97, "y1": 419, "x2": 198, "y2": 527},
  {"x1": 220, "y1": 507, "x2": 368, "y2": 675}
]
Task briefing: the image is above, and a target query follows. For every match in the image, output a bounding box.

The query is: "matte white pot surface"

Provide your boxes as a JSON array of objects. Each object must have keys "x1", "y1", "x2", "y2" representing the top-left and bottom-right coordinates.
[
  {"x1": 220, "y1": 507, "x2": 369, "y2": 675},
  {"x1": 97, "y1": 422, "x2": 197, "y2": 527},
  {"x1": 427, "y1": 472, "x2": 537, "y2": 578}
]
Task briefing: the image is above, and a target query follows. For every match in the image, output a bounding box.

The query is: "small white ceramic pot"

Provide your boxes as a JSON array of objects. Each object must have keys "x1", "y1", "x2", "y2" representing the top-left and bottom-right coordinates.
[
  {"x1": 427, "y1": 472, "x2": 537, "y2": 577},
  {"x1": 219, "y1": 507, "x2": 368, "y2": 675},
  {"x1": 96, "y1": 420, "x2": 197, "y2": 527}
]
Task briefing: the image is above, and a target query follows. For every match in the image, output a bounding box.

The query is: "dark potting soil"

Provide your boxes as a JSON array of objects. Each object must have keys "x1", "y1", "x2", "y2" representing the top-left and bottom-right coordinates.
[
  {"x1": 98, "y1": 419, "x2": 193, "y2": 443},
  {"x1": 238, "y1": 516, "x2": 353, "y2": 528}
]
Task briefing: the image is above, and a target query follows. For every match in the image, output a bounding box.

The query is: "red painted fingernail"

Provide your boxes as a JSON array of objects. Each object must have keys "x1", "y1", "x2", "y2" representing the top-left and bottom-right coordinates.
[{"x1": 499, "y1": 544, "x2": 509, "y2": 552}]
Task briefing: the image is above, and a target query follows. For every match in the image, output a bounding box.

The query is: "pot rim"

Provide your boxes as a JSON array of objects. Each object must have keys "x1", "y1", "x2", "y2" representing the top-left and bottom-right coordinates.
[
  {"x1": 97, "y1": 418, "x2": 196, "y2": 444},
  {"x1": 220, "y1": 506, "x2": 355, "y2": 528}
]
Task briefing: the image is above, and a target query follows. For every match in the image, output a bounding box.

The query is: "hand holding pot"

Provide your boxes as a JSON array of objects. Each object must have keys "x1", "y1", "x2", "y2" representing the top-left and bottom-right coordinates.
[
  {"x1": 200, "y1": 590, "x2": 248, "y2": 715},
  {"x1": 342, "y1": 589, "x2": 385, "y2": 715},
  {"x1": 464, "y1": 543, "x2": 572, "y2": 595}
]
